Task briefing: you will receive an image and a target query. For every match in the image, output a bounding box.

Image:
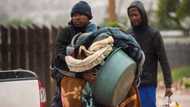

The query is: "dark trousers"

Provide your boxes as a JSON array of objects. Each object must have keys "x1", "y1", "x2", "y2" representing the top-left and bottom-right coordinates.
[{"x1": 51, "y1": 80, "x2": 62, "y2": 107}]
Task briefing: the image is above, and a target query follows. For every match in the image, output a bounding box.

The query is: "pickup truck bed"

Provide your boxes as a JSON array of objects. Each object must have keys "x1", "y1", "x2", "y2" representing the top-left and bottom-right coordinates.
[{"x1": 0, "y1": 70, "x2": 46, "y2": 107}]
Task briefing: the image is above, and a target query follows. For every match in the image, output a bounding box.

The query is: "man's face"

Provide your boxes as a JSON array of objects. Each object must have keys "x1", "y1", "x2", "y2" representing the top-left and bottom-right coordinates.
[
  {"x1": 71, "y1": 13, "x2": 89, "y2": 28},
  {"x1": 128, "y1": 7, "x2": 142, "y2": 27}
]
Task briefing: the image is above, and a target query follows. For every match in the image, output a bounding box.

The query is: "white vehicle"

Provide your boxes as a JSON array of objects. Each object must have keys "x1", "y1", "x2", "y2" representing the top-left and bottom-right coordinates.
[{"x1": 0, "y1": 70, "x2": 46, "y2": 107}]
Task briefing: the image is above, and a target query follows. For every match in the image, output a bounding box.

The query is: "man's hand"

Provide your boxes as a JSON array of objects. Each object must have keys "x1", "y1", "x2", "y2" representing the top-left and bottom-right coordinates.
[
  {"x1": 66, "y1": 46, "x2": 75, "y2": 56},
  {"x1": 66, "y1": 46, "x2": 79, "y2": 57},
  {"x1": 165, "y1": 88, "x2": 173, "y2": 97},
  {"x1": 81, "y1": 71, "x2": 96, "y2": 84}
]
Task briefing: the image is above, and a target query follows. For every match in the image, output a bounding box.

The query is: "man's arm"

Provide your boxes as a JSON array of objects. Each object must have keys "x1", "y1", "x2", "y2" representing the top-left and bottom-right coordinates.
[
  {"x1": 55, "y1": 30, "x2": 69, "y2": 57},
  {"x1": 154, "y1": 31, "x2": 173, "y2": 96},
  {"x1": 154, "y1": 31, "x2": 172, "y2": 88}
]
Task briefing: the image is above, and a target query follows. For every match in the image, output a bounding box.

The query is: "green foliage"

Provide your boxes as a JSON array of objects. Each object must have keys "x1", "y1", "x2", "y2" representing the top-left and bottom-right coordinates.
[
  {"x1": 176, "y1": 0, "x2": 190, "y2": 19},
  {"x1": 156, "y1": 0, "x2": 190, "y2": 30},
  {"x1": 100, "y1": 20, "x2": 128, "y2": 32},
  {"x1": 157, "y1": 0, "x2": 166, "y2": 26},
  {"x1": 156, "y1": 0, "x2": 177, "y2": 29},
  {"x1": 100, "y1": 20, "x2": 120, "y2": 27},
  {"x1": 166, "y1": 0, "x2": 179, "y2": 13}
]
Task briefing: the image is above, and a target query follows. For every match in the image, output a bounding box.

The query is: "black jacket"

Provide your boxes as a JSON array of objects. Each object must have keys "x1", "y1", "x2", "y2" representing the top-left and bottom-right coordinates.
[
  {"x1": 52, "y1": 22, "x2": 97, "y2": 79},
  {"x1": 54, "y1": 22, "x2": 97, "y2": 70},
  {"x1": 127, "y1": 1, "x2": 172, "y2": 88}
]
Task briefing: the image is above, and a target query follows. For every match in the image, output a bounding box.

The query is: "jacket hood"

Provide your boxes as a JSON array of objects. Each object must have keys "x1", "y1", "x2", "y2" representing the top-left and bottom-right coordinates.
[{"x1": 127, "y1": 0, "x2": 148, "y2": 27}]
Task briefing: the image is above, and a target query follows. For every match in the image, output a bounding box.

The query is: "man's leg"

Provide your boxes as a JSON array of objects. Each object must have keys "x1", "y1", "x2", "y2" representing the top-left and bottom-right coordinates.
[
  {"x1": 51, "y1": 80, "x2": 62, "y2": 107},
  {"x1": 138, "y1": 85, "x2": 156, "y2": 107}
]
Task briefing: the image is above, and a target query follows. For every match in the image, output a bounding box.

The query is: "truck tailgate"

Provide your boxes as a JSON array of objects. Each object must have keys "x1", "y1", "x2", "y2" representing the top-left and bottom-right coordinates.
[
  {"x1": 0, "y1": 79, "x2": 40, "y2": 107},
  {"x1": 0, "y1": 70, "x2": 43, "y2": 107}
]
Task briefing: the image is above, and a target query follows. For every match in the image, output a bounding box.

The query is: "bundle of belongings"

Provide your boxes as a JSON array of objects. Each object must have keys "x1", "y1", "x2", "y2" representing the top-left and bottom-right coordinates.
[{"x1": 51, "y1": 27, "x2": 145, "y2": 107}]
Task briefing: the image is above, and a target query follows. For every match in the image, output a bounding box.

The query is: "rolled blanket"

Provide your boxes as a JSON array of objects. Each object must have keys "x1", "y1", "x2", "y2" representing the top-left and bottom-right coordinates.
[{"x1": 65, "y1": 36, "x2": 114, "y2": 72}]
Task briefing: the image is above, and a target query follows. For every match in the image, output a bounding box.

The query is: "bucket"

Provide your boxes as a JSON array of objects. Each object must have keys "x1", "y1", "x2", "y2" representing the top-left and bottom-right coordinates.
[{"x1": 94, "y1": 48, "x2": 137, "y2": 107}]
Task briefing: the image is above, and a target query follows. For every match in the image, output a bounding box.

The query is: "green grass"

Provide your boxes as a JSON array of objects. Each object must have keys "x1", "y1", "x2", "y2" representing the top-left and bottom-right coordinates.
[
  {"x1": 172, "y1": 66, "x2": 190, "y2": 81},
  {"x1": 158, "y1": 66, "x2": 190, "y2": 81},
  {"x1": 158, "y1": 66, "x2": 190, "y2": 88}
]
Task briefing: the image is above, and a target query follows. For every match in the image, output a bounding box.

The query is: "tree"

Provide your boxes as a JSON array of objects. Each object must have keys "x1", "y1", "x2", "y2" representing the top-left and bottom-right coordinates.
[
  {"x1": 102, "y1": 0, "x2": 119, "y2": 27},
  {"x1": 157, "y1": 0, "x2": 190, "y2": 35},
  {"x1": 107, "y1": 0, "x2": 117, "y2": 21}
]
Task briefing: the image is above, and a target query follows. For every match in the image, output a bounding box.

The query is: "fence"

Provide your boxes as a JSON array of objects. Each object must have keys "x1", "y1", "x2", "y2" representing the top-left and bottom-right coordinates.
[
  {"x1": 0, "y1": 25, "x2": 190, "y2": 107},
  {"x1": 0, "y1": 25, "x2": 62, "y2": 107},
  {"x1": 165, "y1": 43, "x2": 190, "y2": 68}
]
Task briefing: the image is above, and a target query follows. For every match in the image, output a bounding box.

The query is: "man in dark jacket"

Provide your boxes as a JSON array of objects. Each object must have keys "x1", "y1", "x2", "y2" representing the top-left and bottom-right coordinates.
[
  {"x1": 51, "y1": 1, "x2": 97, "y2": 107},
  {"x1": 127, "y1": 1, "x2": 173, "y2": 107}
]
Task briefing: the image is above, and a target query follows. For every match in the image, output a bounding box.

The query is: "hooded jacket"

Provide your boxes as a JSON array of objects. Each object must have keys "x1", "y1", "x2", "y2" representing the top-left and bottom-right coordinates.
[{"x1": 127, "y1": 1, "x2": 172, "y2": 88}]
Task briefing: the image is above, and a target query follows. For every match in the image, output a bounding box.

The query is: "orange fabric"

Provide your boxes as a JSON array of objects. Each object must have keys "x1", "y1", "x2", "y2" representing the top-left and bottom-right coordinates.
[
  {"x1": 118, "y1": 86, "x2": 141, "y2": 107},
  {"x1": 61, "y1": 76, "x2": 86, "y2": 107},
  {"x1": 61, "y1": 77, "x2": 140, "y2": 107}
]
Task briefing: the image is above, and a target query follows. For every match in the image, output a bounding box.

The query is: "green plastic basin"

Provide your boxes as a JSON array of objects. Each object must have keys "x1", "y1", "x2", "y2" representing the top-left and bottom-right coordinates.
[{"x1": 94, "y1": 48, "x2": 137, "y2": 107}]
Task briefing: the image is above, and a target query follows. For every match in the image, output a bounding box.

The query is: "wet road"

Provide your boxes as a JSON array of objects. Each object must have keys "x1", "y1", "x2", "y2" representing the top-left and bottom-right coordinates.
[{"x1": 157, "y1": 88, "x2": 190, "y2": 107}]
